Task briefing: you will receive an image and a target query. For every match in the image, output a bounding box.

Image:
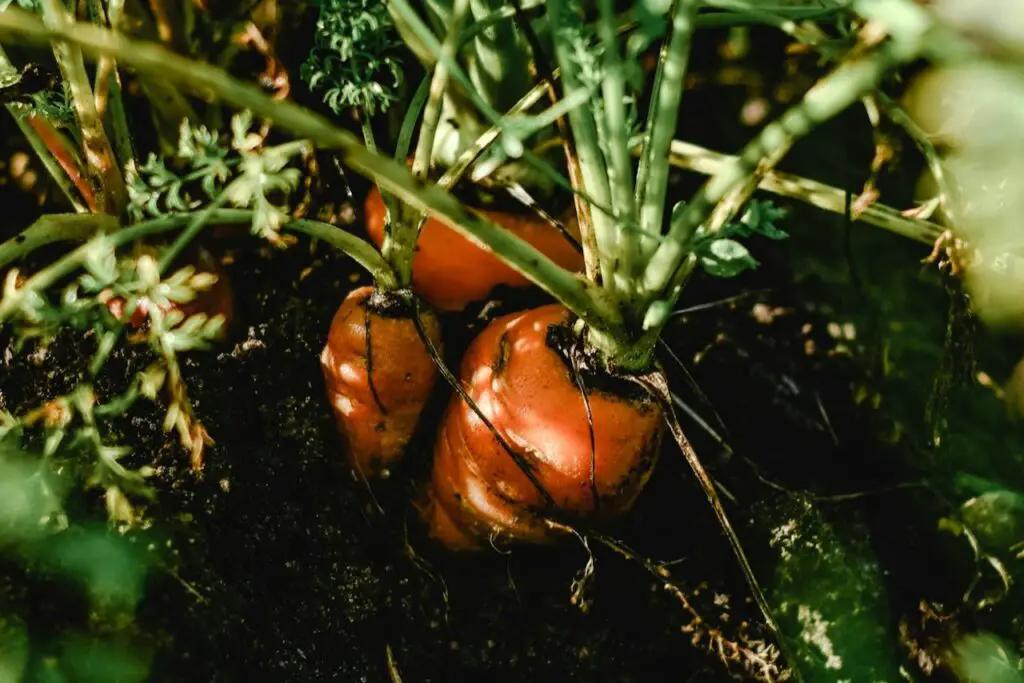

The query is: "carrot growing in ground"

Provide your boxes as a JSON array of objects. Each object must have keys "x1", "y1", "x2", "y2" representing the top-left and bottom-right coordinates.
[
  {"x1": 306, "y1": 0, "x2": 449, "y2": 477},
  {"x1": 428, "y1": 304, "x2": 664, "y2": 548},
  {"x1": 375, "y1": 2, "x2": 928, "y2": 669},
  {"x1": 321, "y1": 285, "x2": 442, "y2": 476}
]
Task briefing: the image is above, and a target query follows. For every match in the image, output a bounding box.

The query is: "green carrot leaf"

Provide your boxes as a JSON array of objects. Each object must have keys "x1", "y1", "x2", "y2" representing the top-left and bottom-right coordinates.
[{"x1": 698, "y1": 238, "x2": 759, "y2": 278}]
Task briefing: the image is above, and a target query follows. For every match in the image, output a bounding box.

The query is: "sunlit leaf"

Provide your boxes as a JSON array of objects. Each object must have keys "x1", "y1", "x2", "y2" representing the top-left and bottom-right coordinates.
[{"x1": 952, "y1": 633, "x2": 1024, "y2": 683}]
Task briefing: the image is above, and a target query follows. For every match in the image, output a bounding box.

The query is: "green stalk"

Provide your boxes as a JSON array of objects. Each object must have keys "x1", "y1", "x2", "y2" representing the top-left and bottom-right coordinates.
[
  {"x1": 436, "y1": 74, "x2": 552, "y2": 189},
  {"x1": 88, "y1": 0, "x2": 135, "y2": 176},
  {"x1": 0, "y1": 11, "x2": 619, "y2": 331},
  {"x1": 383, "y1": 0, "x2": 470, "y2": 289},
  {"x1": 641, "y1": 41, "x2": 918, "y2": 300},
  {"x1": 411, "y1": 0, "x2": 471, "y2": 181},
  {"x1": 389, "y1": 0, "x2": 616, "y2": 219},
  {"x1": 652, "y1": 139, "x2": 943, "y2": 245},
  {"x1": 467, "y1": 0, "x2": 533, "y2": 114},
  {"x1": 595, "y1": 0, "x2": 637, "y2": 294},
  {"x1": 0, "y1": 42, "x2": 89, "y2": 211},
  {"x1": 39, "y1": 0, "x2": 126, "y2": 216},
  {"x1": 634, "y1": 0, "x2": 698, "y2": 265},
  {"x1": 0, "y1": 210, "x2": 394, "y2": 317},
  {"x1": 388, "y1": 0, "x2": 505, "y2": 126},
  {"x1": 0, "y1": 214, "x2": 118, "y2": 270},
  {"x1": 547, "y1": 0, "x2": 617, "y2": 290},
  {"x1": 157, "y1": 194, "x2": 229, "y2": 274}
]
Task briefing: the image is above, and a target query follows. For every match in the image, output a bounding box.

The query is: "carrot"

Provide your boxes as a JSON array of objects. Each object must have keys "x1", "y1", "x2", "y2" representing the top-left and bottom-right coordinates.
[
  {"x1": 424, "y1": 304, "x2": 665, "y2": 549},
  {"x1": 320, "y1": 285, "x2": 443, "y2": 477},
  {"x1": 363, "y1": 186, "x2": 586, "y2": 312},
  {"x1": 105, "y1": 245, "x2": 235, "y2": 335}
]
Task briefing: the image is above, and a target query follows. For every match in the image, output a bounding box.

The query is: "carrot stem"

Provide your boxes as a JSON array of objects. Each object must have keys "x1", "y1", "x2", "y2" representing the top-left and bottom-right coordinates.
[
  {"x1": 641, "y1": 40, "x2": 920, "y2": 303},
  {"x1": 39, "y1": 0, "x2": 126, "y2": 216},
  {"x1": 634, "y1": 0, "x2": 698, "y2": 269},
  {"x1": 547, "y1": 0, "x2": 617, "y2": 291},
  {"x1": 595, "y1": 0, "x2": 637, "y2": 291},
  {"x1": 382, "y1": 0, "x2": 471, "y2": 289},
  {"x1": 88, "y1": 0, "x2": 136, "y2": 177},
  {"x1": 651, "y1": 139, "x2": 944, "y2": 245}
]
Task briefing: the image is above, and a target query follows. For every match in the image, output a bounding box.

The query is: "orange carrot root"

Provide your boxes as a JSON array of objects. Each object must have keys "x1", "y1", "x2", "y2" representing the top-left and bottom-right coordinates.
[
  {"x1": 321, "y1": 286, "x2": 442, "y2": 477},
  {"x1": 363, "y1": 186, "x2": 585, "y2": 312},
  {"x1": 425, "y1": 304, "x2": 664, "y2": 549}
]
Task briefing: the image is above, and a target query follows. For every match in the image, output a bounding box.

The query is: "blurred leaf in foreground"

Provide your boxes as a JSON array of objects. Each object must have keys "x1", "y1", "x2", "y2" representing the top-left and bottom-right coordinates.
[
  {"x1": 42, "y1": 528, "x2": 149, "y2": 614},
  {"x1": 0, "y1": 453, "x2": 67, "y2": 546},
  {"x1": 55, "y1": 635, "x2": 150, "y2": 683},
  {"x1": 952, "y1": 633, "x2": 1024, "y2": 683},
  {"x1": 0, "y1": 614, "x2": 28, "y2": 683},
  {"x1": 755, "y1": 494, "x2": 901, "y2": 682},
  {"x1": 906, "y1": 0, "x2": 1024, "y2": 328}
]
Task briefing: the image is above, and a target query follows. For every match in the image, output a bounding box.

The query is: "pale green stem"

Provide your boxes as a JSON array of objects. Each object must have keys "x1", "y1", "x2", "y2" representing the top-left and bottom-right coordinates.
[
  {"x1": 653, "y1": 139, "x2": 943, "y2": 245},
  {"x1": 642, "y1": 41, "x2": 916, "y2": 300},
  {"x1": 547, "y1": 0, "x2": 617, "y2": 290},
  {"x1": 157, "y1": 194, "x2": 230, "y2": 274},
  {"x1": 596, "y1": 0, "x2": 637, "y2": 292},
  {"x1": 634, "y1": 0, "x2": 699, "y2": 264},
  {"x1": 872, "y1": 91, "x2": 960, "y2": 226},
  {"x1": 383, "y1": 0, "x2": 470, "y2": 289},
  {"x1": 436, "y1": 73, "x2": 552, "y2": 190},
  {"x1": 410, "y1": 0, "x2": 470, "y2": 182},
  {"x1": 39, "y1": 0, "x2": 126, "y2": 216},
  {"x1": 703, "y1": 142, "x2": 789, "y2": 239},
  {"x1": 388, "y1": 0, "x2": 505, "y2": 126},
  {"x1": 0, "y1": 12, "x2": 619, "y2": 332},
  {"x1": 88, "y1": 0, "x2": 135, "y2": 177},
  {"x1": 0, "y1": 214, "x2": 118, "y2": 270},
  {"x1": 0, "y1": 210, "x2": 394, "y2": 316},
  {"x1": 467, "y1": 0, "x2": 533, "y2": 115},
  {"x1": 390, "y1": 0, "x2": 599, "y2": 213}
]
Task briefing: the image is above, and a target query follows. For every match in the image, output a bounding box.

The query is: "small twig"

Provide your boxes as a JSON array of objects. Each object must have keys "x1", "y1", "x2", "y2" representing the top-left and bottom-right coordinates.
[{"x1": 385, "y1": 645, "x2": 404, "y2": 683}]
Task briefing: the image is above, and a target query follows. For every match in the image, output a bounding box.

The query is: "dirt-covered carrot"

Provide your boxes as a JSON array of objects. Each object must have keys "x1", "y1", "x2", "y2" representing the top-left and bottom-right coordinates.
[
  {"x1": 425, "y1": 304, "x2": 664, "y2": 549},
  {"x1": 321, "y1": 285, "x2": 443, "y2": 477},
  {"x1": 364, "y1": 184, "x2": 584, "y2": 312}
]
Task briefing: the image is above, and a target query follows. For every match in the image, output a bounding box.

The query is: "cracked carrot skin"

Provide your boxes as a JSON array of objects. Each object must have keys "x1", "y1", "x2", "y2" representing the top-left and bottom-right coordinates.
[
  {"x1": 363, "y1": 186, "x2": 586, "y2": 312},
  {"x1": 425, "y1": 304, "x2": 665, "y2": 550},
  {"x1": 321, "y1": 286, "x2": 443, "y2": 477}
]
